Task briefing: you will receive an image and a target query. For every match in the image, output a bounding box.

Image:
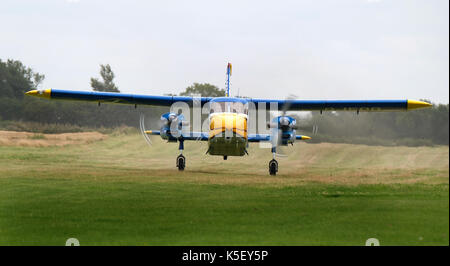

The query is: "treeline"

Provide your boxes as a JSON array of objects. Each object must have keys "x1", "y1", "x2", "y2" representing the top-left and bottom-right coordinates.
[
  {"x1": 0, "y1": 58, "x2": 448, "y2": 146},
  {"x1": 0, "y1": 95, "x2": 167, "y2": 129},
  {"x1": 0, "y1": 59, "x2": 168, "y2": 130}
]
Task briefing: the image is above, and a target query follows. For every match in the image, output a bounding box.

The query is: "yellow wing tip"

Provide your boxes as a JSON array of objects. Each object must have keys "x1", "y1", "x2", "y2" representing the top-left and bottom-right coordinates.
[
  {"x1": 407, "y1": 100, "x2": 432, "y2": 110},
  {"x1": 302, "y1": 136, "x2": 311, "y2": 140},
  {"x1": 25, "y1": 89, "x2": 51, "y2": 99},
  {"x1": 25, "y1": 90, "x2": 37, "y2": 95},
  {"x1": 144, "y1": 130, "x2": 152, "y2": 134}
]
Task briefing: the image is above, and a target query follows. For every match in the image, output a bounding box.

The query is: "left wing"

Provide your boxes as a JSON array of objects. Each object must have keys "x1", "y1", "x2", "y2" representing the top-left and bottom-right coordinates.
[{"x1": 249, "y1": 99, "x2": 432, "y2": 111}]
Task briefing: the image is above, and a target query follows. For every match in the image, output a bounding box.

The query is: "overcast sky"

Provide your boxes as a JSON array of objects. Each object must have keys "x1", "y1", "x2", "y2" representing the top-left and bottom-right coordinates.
[{"x1": 1, "y1": 0, "x2": 448, "y2": 103}]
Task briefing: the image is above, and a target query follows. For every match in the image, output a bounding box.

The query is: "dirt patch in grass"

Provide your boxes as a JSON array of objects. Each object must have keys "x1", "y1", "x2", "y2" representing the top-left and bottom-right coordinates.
[{"x1": 0, "y1": 130, "x2": 107, "y2": 147}]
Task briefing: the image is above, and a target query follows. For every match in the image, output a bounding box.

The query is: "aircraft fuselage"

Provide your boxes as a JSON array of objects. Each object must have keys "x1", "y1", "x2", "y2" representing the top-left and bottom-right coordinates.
[{"x1": 207, "y1": 112, "x2": 248, "y2": 156}]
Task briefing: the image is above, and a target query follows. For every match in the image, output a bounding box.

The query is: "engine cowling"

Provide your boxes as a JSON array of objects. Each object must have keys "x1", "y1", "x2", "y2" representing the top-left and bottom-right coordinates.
[
  {"x1": 267, "y1": 116, "x2": 297, "y2": 145},
  {"x1": 160, "y1": 112, "x2": 189, "y2": 141}
]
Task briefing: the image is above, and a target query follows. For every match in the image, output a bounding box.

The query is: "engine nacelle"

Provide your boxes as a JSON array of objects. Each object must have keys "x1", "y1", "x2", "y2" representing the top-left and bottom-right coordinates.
[
  {"x1": 159, "y1": 112, "x2": 189, "y2": 141},
  {"x1": 267, "y1": 116, "x2": 297, "y2": 145}
]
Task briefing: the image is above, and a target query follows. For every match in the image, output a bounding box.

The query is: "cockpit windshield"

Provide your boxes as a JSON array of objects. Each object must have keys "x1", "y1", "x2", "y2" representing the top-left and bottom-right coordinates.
[{"x1": 210, "y1": 100, "x2": 248, "y2": 115}]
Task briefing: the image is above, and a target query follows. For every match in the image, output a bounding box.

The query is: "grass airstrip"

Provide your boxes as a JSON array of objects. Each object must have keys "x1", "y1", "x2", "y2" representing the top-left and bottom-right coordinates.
[{"x1": 0, "y1": 130, "x2": 448, "y2": 245}]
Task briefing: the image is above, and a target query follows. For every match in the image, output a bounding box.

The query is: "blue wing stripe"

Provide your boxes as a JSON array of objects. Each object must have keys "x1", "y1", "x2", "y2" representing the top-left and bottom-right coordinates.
[
  {"x1": 50, "y1": 89, "x2": 212, "y2": 107},
  {"x1": 250, "y1": 99, "x2": 407, "y2": 111},
  {"x1": 181, "y1": 132, "x2": 209, "y2": 141},
  {"x1": 248, "y1": 134, "x2": 271, "y2": 142}
]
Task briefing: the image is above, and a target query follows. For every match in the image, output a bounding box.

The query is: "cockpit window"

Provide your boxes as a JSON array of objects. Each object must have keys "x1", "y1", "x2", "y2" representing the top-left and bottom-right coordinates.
[
  {"x1": 210, "y1": 101, "x2": 248, "y2": 115},
  {"x1": 210, "y1": 102, "x2": 225, "y2": 114}
]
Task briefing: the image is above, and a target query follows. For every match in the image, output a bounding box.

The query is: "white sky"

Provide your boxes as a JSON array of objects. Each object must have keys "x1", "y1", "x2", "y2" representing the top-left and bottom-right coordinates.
[{"x1": 1, "y1": 0, "x2": 448, "y2": 103}]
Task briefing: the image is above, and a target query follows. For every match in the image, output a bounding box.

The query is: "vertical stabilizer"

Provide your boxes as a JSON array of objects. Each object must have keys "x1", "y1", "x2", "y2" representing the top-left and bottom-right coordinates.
[{"x1": 226, "y1": 63, "x2": 232, "y2": 97}]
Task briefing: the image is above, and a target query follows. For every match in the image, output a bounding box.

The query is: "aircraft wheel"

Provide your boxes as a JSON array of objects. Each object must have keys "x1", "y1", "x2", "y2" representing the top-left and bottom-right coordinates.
[
  {"x1": 177, "y1": 154, "x2": 185, "y2": 171},
  {"x1": 269, "y1": 159, "x2": 278, "y2": 176}
]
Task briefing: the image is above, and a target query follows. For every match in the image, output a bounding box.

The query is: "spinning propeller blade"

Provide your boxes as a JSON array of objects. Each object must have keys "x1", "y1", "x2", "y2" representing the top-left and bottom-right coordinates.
[
  {"x1": 139, "y1": 113, "x2": 153, "y2": 147},
  {"x1": 271, "y1": 94, "x2": 298, "y2": 157}
]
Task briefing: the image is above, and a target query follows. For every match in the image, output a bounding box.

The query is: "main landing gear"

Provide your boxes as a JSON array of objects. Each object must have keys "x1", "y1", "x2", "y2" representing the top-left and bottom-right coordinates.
[
  {"x1": 176, "y1": 139, "x2": 185, "y2": 171},
  {"x1": 269, "y1": 147, "x2": 278, "y2": 176},
  {"x1": 177, "y1": 154, "x2": 185, "y2": 171},
  {"x1": 269, "y1": 159, "x2": 278, "y2": 175}
]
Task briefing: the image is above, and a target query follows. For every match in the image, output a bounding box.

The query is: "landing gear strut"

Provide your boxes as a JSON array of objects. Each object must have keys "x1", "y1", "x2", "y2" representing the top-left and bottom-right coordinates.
[
  {"x1": 177, "y1": 139, "x2": 185, "y2": 171},
  {"x1": 269, "y1": 147, "x2": 278, "y2": 175}
]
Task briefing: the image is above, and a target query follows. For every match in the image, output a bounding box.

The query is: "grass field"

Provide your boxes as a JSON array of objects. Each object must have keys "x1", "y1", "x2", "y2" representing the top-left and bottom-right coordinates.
[{"x1": 0, "y1": 130, "x2": 448, "y2": 246}]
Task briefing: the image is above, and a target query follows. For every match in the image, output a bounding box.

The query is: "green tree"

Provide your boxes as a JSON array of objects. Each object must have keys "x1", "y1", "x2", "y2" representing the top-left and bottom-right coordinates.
[
  {"x1": 0, "y1": 59, "x2": 45, "y2": 99},
  {"x1": 179, "y1": 83, "x2": 225, "y2": 97},
  {"x1": 90, "y1": 64, "x2": 120, "y2": 92},
  {"x1": 0, "y1": 59, "x2": 45, "y2": 120}
]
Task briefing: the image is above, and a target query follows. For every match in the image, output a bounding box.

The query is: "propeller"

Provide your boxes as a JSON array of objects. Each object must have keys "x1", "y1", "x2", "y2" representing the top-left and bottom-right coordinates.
[
  {"x1": 269, "y1": 94, "x2": 298, "y2": 157},
  {"x1": 139, "y1": 113, "x2": 153, "y2": 147},
  {"x1": 139, "y1": 112, "x2": 192, "y2": 145}
]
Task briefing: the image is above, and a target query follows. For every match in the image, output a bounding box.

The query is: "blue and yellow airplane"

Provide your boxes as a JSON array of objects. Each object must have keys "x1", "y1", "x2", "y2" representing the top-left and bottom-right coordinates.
[{"x1": 25, "y1": 63, "x2": 432, "y2": 175}]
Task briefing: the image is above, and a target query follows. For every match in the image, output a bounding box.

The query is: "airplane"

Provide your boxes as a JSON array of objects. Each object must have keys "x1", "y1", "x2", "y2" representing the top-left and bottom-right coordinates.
[{"x1": 25, "y1": 63, "x2": 432, "y2": 175}]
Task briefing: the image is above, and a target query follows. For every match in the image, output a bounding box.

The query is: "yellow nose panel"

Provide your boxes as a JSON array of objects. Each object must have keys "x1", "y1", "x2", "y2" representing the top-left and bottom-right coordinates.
[{"x1": 209, "y1": 113, "x2": 247, "y2": 139}]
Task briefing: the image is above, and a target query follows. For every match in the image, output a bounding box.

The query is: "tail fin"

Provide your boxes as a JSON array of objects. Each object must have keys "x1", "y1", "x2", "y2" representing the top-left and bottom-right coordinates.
[{"x1": 226, "y1": 63, "x2": 232, "y2": 97}]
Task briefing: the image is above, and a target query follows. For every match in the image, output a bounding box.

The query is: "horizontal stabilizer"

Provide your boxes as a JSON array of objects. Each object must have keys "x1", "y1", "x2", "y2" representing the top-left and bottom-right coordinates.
[
  {"x1": 144, "y1": 130, "x2": 160, "y2": 135},
  {"x1": 296, "y1": 135, "x2": 311, "y2": 140},
  {"x1": 145, "y1": 130, "x2": 209, "y2": 141}
]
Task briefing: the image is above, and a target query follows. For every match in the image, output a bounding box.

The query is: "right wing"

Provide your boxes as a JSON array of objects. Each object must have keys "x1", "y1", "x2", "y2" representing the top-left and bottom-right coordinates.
[{"x1": 25, "y1": 89, "x2": 212, "y2": 107}]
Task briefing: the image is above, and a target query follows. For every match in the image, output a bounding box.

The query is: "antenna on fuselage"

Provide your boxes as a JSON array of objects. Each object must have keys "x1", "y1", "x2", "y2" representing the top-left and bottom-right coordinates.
[{"x1": 226, "y1": 62, "x2": 232, "y2": 97}]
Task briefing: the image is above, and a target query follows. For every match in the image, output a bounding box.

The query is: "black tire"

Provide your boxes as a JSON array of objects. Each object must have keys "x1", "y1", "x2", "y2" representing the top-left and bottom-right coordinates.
[
  {"x1": 269, "y1": 159, "x2": 278, "y2": 175},
  {"x1": 177, "y1": 155, "x2": 185, "y2": 171}
]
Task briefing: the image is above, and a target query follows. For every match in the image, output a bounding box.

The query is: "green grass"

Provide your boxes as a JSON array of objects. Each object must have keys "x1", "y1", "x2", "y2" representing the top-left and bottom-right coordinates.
[{"x1": 0, "y1": 131, "x2": 448, "y2": 245}]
